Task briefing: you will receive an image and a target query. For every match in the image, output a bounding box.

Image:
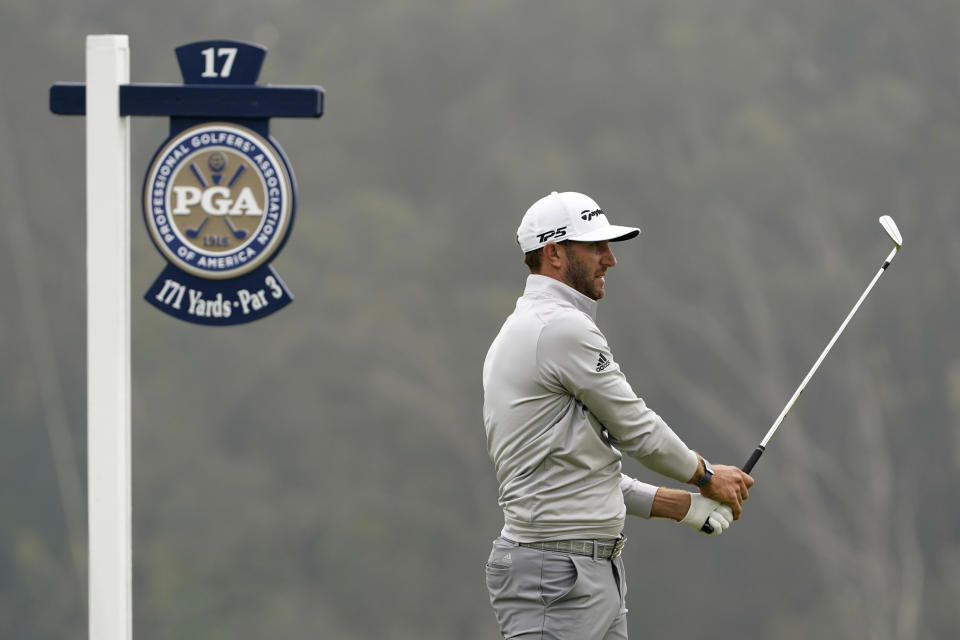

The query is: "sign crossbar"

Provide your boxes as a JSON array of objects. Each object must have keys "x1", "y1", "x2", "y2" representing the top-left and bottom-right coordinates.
[{"x1": 50, "y1": 83, "x2": 323, "y2": 118}]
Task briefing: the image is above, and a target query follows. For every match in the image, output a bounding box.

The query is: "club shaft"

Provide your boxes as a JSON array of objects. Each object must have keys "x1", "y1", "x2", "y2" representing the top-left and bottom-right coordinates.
[
  {"x1": 702, "y1": 244, "x2": 899, "y2": 534},
  {"x1": 756, "y1": 245, "x2": 899, "y2": 451}
]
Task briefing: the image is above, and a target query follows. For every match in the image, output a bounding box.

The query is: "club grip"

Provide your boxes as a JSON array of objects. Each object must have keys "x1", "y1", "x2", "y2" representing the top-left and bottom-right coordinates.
[
  {"x1": 700, "y1": 445, "x2": 767, "y2": 533},
  {"x1": 742, "y1": 445, "x2": 765, "y2": 474}
]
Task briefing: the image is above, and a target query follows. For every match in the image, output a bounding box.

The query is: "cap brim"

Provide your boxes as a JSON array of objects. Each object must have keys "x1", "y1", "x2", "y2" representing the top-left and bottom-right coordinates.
[{"x1": 571, "y1": 225, "x2": 641, "y2": 243}]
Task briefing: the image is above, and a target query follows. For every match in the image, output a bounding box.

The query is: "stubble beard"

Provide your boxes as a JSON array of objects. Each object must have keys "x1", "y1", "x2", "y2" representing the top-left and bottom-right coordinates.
[{"x1": 564, "y1": 250, "x2": 605, "y2": 300}]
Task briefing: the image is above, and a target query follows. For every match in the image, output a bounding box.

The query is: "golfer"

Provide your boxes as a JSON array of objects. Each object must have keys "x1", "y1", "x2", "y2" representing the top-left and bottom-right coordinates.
[{"x1": 482, "y1": 191, "x2": 754, "y2": 639}]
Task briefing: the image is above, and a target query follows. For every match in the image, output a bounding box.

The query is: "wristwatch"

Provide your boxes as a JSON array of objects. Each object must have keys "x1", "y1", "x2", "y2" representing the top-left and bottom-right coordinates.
[{"x1": 694, "y1": 457, "x2": 714, "y2": 487}]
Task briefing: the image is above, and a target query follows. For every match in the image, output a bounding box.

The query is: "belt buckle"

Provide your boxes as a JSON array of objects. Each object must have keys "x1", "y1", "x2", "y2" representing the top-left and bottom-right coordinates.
[{"x1": 611, "y1": 536, "x2": 626, "y2": 559}]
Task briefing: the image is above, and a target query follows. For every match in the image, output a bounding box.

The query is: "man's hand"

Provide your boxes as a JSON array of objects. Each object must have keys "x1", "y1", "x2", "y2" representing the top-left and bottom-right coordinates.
[
  {"x1": 681, "y1": 495, "x2": 734, "y2": 536},
  {"x1": 694, "y1": 460, "x2": 754, "y2": 519}
]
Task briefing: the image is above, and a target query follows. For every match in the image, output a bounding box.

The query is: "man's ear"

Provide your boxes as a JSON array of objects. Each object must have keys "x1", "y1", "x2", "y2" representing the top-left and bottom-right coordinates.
[{"x1": 543, "y1": 242, "x2": 565, "y2": 269}]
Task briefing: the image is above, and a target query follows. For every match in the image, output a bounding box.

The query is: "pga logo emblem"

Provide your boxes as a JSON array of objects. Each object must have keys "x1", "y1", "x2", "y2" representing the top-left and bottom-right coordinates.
[{"x1": 143, "y1": 122, "x2": 296, "y2": 325}]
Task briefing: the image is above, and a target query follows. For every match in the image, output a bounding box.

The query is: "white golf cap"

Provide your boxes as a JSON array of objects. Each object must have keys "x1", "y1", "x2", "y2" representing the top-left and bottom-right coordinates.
[{"x1": 516, "y1": 191, "x2": 641, "y2": 253}]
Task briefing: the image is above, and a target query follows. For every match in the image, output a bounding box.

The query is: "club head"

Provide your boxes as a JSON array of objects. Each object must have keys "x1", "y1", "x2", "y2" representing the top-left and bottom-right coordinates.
[{"x1": 879, "y1": 215, "x2": 903, "y2": 248}]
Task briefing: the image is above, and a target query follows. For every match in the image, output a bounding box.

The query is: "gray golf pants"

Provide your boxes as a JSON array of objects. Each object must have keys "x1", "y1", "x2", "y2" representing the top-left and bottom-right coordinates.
[{"x1": 485, "y1": 537, "x2": 628, "y2": 640}]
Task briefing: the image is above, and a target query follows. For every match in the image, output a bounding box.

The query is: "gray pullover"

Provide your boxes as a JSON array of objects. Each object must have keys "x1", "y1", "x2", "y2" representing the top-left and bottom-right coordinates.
[{"x1": 483, "y1": 275, "x2": 699, "y2": 542}]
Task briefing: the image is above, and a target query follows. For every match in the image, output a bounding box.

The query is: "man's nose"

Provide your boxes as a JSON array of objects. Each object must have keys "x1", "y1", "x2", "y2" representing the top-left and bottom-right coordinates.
[{"x1": 602, "y1": 247, "x2": 617, "y2": 267}]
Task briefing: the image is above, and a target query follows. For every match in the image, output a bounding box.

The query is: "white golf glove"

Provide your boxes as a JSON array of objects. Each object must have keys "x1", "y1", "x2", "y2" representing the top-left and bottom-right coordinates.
[{"x1": 680, "y1": 494, "x2": 734, "y2": 536}]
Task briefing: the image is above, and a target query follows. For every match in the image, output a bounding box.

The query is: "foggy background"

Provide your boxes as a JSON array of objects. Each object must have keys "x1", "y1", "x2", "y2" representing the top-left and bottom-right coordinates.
[{"x1": 2, "y1": 1, "x2": 958, "y2": 638}]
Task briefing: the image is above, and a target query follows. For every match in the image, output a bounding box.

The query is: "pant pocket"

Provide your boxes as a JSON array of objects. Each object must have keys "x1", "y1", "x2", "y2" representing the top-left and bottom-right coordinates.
[
  {"x1": 484, "y1": 562, "x2": 511, "y2": 599},
  {"x1": 539, "y1": 553, "x2": 580, "y2": 606},
  {"x1": 612, "y1": 555, "x2": 628, "y2": 614},
  {"x1": 484, "y1": 538, "x2": 516, "y2": 598}
]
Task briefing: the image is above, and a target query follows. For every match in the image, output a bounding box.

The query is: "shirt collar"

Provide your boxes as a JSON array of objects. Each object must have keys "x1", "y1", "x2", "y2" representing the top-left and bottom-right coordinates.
[{"x1": 524, "y1": 274, "x2": 598, "y2": 320}]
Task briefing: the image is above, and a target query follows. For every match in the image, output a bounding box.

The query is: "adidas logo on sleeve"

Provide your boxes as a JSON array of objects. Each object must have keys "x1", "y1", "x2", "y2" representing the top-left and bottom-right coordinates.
[{"x1": 596, "y1": 353, "x2": 612, "y2": 372}]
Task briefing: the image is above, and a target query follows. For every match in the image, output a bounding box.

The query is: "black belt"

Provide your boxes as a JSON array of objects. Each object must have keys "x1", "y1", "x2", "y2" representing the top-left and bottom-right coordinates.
[{"x1": 518, "y1": 536, "x2": 626, "y2": 560}]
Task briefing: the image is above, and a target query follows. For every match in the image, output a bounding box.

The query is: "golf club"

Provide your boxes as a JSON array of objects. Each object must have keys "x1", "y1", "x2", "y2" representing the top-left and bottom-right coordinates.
[
  {"x1": 224, "y1": 217, "x2": 248, "y2": 240},
  {"x1": 185, "y1": 216, "x2": 209, "y2": 238},
  {"x1": 702, "y1": 215, "x2": 903, "y2": 533}
]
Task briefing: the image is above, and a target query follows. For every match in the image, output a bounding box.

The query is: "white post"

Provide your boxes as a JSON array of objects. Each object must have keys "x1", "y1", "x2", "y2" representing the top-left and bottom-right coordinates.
[{"x1": 85, "y1": 34, "x2": 132, "y2": 640}]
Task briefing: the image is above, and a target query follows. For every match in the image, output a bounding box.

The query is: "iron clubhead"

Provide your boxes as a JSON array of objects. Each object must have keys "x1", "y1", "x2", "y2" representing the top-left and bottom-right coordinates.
[{"x1": 879, "y1": 215, "x2": 903, "y2": 248}]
